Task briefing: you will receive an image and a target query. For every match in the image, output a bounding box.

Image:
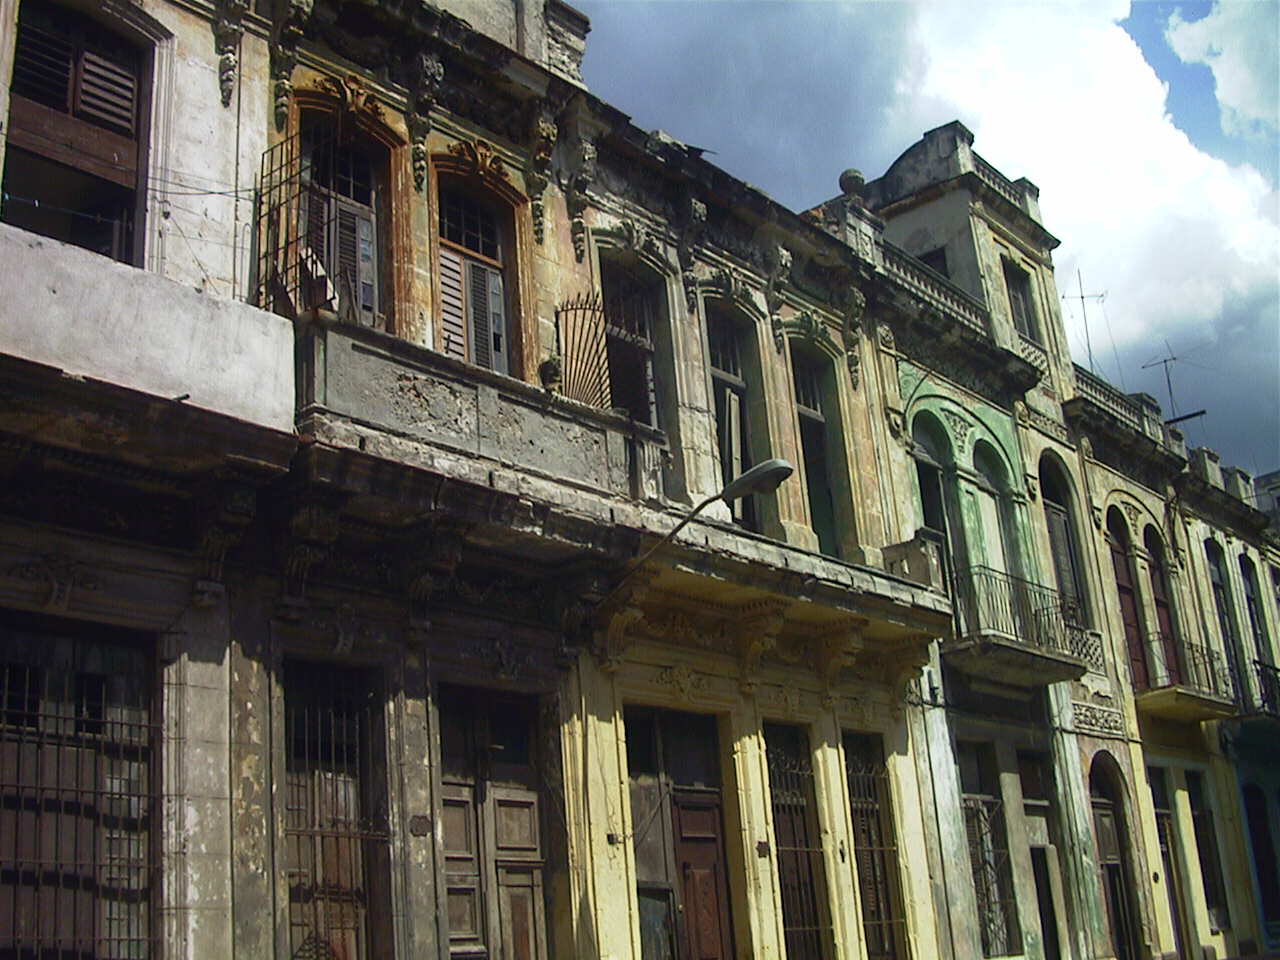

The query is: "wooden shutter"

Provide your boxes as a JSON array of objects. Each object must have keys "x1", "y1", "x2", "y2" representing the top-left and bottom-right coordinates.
[
  {"x1": 1110, "y1": 538, "x2": 1148, "y2": 688},
  {"x1": 333, "y1": 202, "x2": 377, "y2": 322},
  {"x1": 466, "y1": 262, "x2": 508, "y2": 375},
  {"x1": 77, "y1": 49, "x2": 137, "y2": 136},
  {"x1": 722, "y1": 387, "x2": 744, "y2": 520},
  {"x1": 439, "y1": 247, "x2": 468, "y2": 361},
  {"x1": 1044, "y1": 502, "x2": 1082, "y2": 614}
]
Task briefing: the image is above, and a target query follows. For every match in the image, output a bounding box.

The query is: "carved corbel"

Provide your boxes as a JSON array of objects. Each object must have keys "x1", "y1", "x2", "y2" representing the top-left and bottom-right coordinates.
[
  {"x1": 733, "y1": 598, "x2": 789, "y2": 694},
  {"x1": 678, "y1": 192, "x2": 707, "y2": 313},
  {"x1": 884, "y1": 638, "x2": 932, "y2": 705},
  {"x1": 765, "y1": 245, "x2": 793, "y2": 350},
  {"x1": 814, "y1": 619, "x2": 869, "y2": 695},
  {"x1": 270, "y1": 0, "x2": 313, "y2": 131},
  {"x1": 280, "y1": 499, "x2": 341, "y2": 611},
  {"x1": 213, "y1": 0, "x2": 248, "y2": 108},
  {"x1": 526, "y1": 101, "x2": 559, "y2": 243},
  {"x1": 408, "y1": 50, "x2": 444, "y2": 192},
  {"x1": 194, "y1": 478, "x2": 257, "y2": 605},
  {"x1": 401, "y1": 522, "x2": 466, "y2": 623},
  {"x1": 590, "y1": 569, "x2": 657, "y2": 671},
  {"x1": 838, "y1": 286, "x2": 867, "y2": 387},
  {"x1": 566, "y1": 134, "x2": 597, "y2": 262}
]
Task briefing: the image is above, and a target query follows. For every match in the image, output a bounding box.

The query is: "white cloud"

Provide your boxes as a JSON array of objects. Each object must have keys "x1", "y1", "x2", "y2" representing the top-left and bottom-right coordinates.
[
  {"x1": 896, "y1": 1, "x2": 1279, "y2": 361},
  {"x1": 1166, "y1": 1, "x2": 1280, "y2": 139}
]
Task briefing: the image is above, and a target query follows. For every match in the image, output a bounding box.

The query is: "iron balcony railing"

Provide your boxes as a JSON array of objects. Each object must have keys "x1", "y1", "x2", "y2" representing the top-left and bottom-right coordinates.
[
  {"x1": 952, "y1": 565, "x2": 1096, "y2": 663},
  {"x1": 1141, "y1": 636, "x2": 1234, "y2": 700},
  {"x1": 1249, "y1": 660, "x2": 1280, "y2": 716}
]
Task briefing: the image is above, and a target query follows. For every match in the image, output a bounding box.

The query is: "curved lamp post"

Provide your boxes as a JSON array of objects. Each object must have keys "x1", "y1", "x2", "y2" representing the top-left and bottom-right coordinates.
[{"x1": 597, "y1": 458, "x2": 795, "y2": 607}]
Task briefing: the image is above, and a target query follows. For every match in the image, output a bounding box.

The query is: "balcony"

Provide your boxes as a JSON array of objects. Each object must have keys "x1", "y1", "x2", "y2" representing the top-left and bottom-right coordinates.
[
  {"x1": 1134, "y1": 638, "x2": 1236, "y2": 722},
  {"x1": 295, "y1": 320, "x2": 669, "y2": 506},
  {"x1": 944, "y1": 566, "x2": 1094, "y2": 686},
  {"x1": 1242, "y1": 660, "x2": 1280, "y2": 719}
]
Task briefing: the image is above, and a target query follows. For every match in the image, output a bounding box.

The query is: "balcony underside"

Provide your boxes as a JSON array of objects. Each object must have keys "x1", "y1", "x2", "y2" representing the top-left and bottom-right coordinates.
[
  {"x1": 1135, "y1": 685, "x2": 1236, "y2": 722},
  {"x1": 943, "y1": 633, "x2": 1088, "y2": 687}
]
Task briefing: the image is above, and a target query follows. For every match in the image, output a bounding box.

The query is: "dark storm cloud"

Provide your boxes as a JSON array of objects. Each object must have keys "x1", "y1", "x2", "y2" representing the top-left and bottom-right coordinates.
[{"x1": 577, "y1": 1, "x2": 922, "y2": 210}]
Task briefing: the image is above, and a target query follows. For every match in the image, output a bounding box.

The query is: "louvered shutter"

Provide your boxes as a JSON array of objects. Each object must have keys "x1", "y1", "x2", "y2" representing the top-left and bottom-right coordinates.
[
  {"x1": 77, "y1": 49, "x2": 136, "y2": 136},
  {"x1": 466, "y1": 262, "x2": 508, "y2": 374},
  {"x1": 723, "y1": 388, "x2": 744, "y2": 520},
  {"x1": 334, "y1": 203, "x2": 377, "y2": 322},
  {"x1": 1044, "y1": 502, "x2": 1082, "y2": 615},
  {"x1": 439, "y1": 248, "x2": 467, "y2": 361}
]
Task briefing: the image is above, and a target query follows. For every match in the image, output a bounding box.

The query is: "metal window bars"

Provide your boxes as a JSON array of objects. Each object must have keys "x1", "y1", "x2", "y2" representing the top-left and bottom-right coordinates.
[
  {"x1": 283, "y1": 661, "x2": 390, "y2": 960},
  {"x1": 552, "y1": 293, "x2": 610, "y2": 409},
  {"x1": 962, "y1": 794, "x2": 1021, "y2": 958},
  {"x1": 844, "y1": 736, "x2": 906, "y2": 960},
  {"x1": 765, "y1": 726, "x2": 833, "y2": 960},
  {"x1": 0, "y1": 631, "x2": 157, "y2": 959}
]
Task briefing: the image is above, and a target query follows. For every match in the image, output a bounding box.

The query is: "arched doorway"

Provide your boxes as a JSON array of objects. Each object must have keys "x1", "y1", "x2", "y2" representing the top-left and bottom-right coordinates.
[{"x1": 1090, "y1": 755, "x2": 1141, "y2": 960}]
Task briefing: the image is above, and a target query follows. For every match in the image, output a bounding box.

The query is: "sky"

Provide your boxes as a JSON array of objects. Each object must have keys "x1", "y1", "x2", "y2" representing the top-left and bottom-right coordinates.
[{"x1": 575, "y1": 0, "x2": 1280, "y2": 479}]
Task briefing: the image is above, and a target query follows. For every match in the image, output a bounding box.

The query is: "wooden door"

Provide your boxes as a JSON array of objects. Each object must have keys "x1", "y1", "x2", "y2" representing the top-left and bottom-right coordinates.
[
  {"x1": 1149, "y1": 555, "x2": 1182, "y2": 683},
  {"x1": 1110, "y1": 536, "x2": 1148, "y2": 689},
  {"x1": 673, "y1": 792, "x2": 734, "y2": 960}
]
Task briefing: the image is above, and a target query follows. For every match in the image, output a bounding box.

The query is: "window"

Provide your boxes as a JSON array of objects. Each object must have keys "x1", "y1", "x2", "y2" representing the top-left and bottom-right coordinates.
[
  {"x1": 298, "y1": 113, "x2": 386, "y2": 326},
  {"x1": 958, "y1": 742, "x2": 1020, "y2": 957},
  {"x1": 439, "y1": 686, "x2": 548, "y2": 959},
  {"x1": 844, "y1": 732, "x2": 906, "y2": 960},
  {"x1": 1240, "y1": 556, "x2": 1271, "y2": 661},
  {"x1": 1148, "y1": 767, "x2": 1190, "y2": 959},
  {"x1": 919, "y1": 246, "x2": 949, "y2": 278},
  {"x1": 1040, "y1": 458, "x2": 1087, "y2": 628},
  {"x1": 708, "y1": 305, "x2": 758, "y2": 529},
  {"x1": 1, "y1": 619, "x2": 157, "y2": 957},
  {"x1": 601, "y1": 256, "x2": 661, "y2": 425},
  {"x1": 284, "y1": 660, "x2": 392, "y2": 959},
  {"x1": 1204, "y1": 541, "x2": 1243, "y2": 689},
  {"x1": 2, "y1": 0, "x2": 146, "y2": 262},
  {"x1": 1242, "y1": 784, "x2": 1280, "y2": 930},
  {"x1": 1185, "y1": 770, "x2": 1230, "y2": 931},
  {"x1": 1145, "y1": 529, "x2": 1183, "y2": 685},
  {"x1": 438, "y1": 181, "x2": 511, "y2": 375},
  {"x1": 1002, "y1": 259, "x2": 1039, "y2": 342},
  {"x1": 1090, "y1": 760, "x2": 1140, "y2": 960},
  {"x1": 625, "y1": 707, "x2": 735, "y2": 960},
  {"x1": 792, "y1": 347, "x2": 839, "y2": 556},
  {"x1": 1107, "y1": 510, "x2": 1148, "y2": 690},
  {"x1": 765, "y1": 723, "x2": 833, "y2": 959}
]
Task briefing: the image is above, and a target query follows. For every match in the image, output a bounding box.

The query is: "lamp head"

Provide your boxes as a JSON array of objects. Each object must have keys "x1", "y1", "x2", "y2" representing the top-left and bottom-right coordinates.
[{"x1": 720, "y1": 458, "x2": 794, "y2": 502}]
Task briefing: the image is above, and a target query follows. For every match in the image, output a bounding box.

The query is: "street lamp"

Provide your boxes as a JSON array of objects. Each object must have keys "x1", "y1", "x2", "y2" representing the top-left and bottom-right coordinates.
[{"x1": 597, "y1": 458, "x2": 795, "y2": 605}]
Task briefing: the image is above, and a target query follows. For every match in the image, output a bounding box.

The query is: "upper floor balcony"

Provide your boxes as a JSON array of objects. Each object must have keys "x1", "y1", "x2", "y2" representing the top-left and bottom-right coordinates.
[
  {"x1": 0, "y1": 222, "x2": 296, "y2": 475},
  {"x1": 1240, "y1": 659, "x2": 1280, "y2": 721},
  {"x1": 944, "y1": 565, "x2": 1096, "y2": 686},
  {"x1": 1065, "y1": 365, "x2": 1187, "y2": 470},
  {"x1": 1133, "y1": 637, "x2": 1236, "y2": 722}
]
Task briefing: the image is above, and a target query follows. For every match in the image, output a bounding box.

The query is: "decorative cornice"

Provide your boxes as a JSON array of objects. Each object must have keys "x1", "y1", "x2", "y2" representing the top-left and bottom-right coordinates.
[
  {"x1": 678, "y1": 191, "x2": 708, "y2": 313},
  {"x1": 270, "y1": 0, "x2": 313, "y2": 131},
  {"x1": 213, "y1": 0, "x2": 248, "y2": 108},
  {"x1": 526, "y1": 101, "x2": 560, "y2": 243},
  {"x1": 566, "y1": 133, "x2": 597, "y2": 262},
  {"x1": 407, "y1": 50, "x2": 444, "y2": 192},
  {"x1": 446, "y1": 137, "x2": 510, "y2": 185}
]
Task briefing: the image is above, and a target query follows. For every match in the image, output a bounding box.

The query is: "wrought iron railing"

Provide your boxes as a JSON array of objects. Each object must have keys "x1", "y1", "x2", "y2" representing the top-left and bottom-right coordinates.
[
  {"x1": 1250, "y1": 660, "x2": 1280, "y2": 716},
  {"x1": 951, "y1": 565, "x2": 1094, "y2": 663},
  {"x1": 552, "y1": 293, "x2": 609, "y2": 408},
  {"x1": 1142, "y1": 636, "x2": 1234, "y2": 700},
  {"x1": 962, "y1": 794, "x2": 1021, "y2": 957}
]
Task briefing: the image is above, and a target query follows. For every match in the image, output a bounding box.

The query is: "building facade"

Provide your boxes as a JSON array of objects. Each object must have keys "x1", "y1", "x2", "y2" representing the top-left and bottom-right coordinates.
[{"x1": 0, "y1": 2, "x2": 1275, "y2": 960}]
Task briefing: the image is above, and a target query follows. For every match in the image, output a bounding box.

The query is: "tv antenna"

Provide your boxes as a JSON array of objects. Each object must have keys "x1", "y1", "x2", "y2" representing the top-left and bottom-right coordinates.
[
  {"x1": 1064, "y1": 269, "x2": 1105, "y2": 372},
  {"x1": 1142, "y1": 339, "x2": 1206, "y2": 425}
]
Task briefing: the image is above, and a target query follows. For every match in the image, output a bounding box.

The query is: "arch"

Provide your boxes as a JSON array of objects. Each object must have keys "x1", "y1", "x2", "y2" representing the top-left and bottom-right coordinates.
[
  {"x1": 1088, "y1": 752, "x2": 1142, "y2": 960},
  {"x1": 789, "y1": 336, "x2": 856, "y2": 557},
  {"x1": 1039, "y1": 454, "x2": 1089, "y2": 627},
  {"x1": 1239, "y1": 554, "x2": 1272, "y2": 662},
  {"x1": 973, "y1": 439, "x2": 1010, "y2": 491},
  {"x1": 1204, "y1": 539, "x2": 1245, "y2": 683},
  {"x1": 911, "y1": 410, "x2": 953, "y2": 466}
]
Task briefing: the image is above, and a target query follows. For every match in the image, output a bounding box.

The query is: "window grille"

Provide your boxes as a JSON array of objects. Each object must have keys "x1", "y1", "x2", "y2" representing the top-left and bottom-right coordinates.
[
  {"x1": 601, "y1": 259, "x2": 660, "y2": 426},
  {"x1": 843, "y1": 733, "x2": 905, "y2": 960},
  {"x1": 0, "y1": 622, "x2": 157, "y2": 958},
  {"x1": 959, "y1": 742, "x2": 1020, "y2": 958},
  {"x1": 283, "y1": 660, "x2": 391, "y2": 960},
  {"x1": 764, "y1": 724, "x2": 832, "y2": 960}
]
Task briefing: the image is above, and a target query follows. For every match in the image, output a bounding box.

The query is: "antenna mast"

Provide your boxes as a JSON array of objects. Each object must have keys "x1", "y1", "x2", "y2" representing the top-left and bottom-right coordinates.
[
  {"x1": 1068, "y1": 269, "x2": 1105, "y2": 373},
  {"x1": 1143, "y1": 340, "x2": 1180, "y2": 418}
]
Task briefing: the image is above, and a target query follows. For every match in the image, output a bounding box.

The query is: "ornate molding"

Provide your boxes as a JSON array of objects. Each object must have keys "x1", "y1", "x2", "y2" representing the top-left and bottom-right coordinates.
[
  {"x1": 314, "y1": 73, "x2": 387, "y2": 122},
  {"x1": 765, "y1": 245, "x2": 793, "y2": 350},
  {"x1": 408, "y1": 51, "x2": 444, "y2": 192},
  {"x1": 194, "y1": 478, "x2": 257, "y2": 604},
  {"x1": 280, "y1": 500, "x2": 341, "y2": 610},
  {"x1": 400, "y1": 522, "x2": 466, "y2": 622},
  {"x1": 597, "y1": 217, "x2": 665, "y2": 264},
  {"x1": 526, "y1": 102, "x2": 559, "y2": 243},
  {"x1": 775, "y1": 310, "x2": 840, "y2": 358},
  {"x1": 566, "y1": 135, "x2": 597, "y2": 262},
  {"x1": 940, "y1": 409, "x2": 973, "y2": 457},
  {"x1": 678, "y1": 192, "x2": 707, "y2": 313},
  {"x1": 1073, "y1": 702, "x2": 1125, "y2": 738},
  {"x1": 270, "y1": 0, "x2": 313, "y2": 131},
  {"x1": 7, "y1": 553, "x2": 101, "y2": 612},
  {"x1": 446, "y1": 137, "x2": 510, "y2": 185},
  {"x1": 655, "y1": 663, "x2": 708, "y2": 701},
  {"x1": 213, "y1": 0, "x2": 248, "y2": 108},
  {"x1": 591, "y1": 570, "x2": 657, "y2": 671},
  {"x1": 733, "y1": 598, "x2": 790, "y2": 694}
]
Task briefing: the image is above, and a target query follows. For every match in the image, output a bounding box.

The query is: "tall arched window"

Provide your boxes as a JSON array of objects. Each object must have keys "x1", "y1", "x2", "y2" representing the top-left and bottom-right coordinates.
[
  {"x1": 1143, "y1": 527, "x2": 1182, "y2": 685},
  {"x1": 599, "y1": 251, "x2": 664, "y2": 425},
  {"x1": 973, "y1": 442, "x2": 1015, "y2": 577},
  {"x1": 1107, "y1": 509, "x2": 1147, "y2": 689},
  {"x1": 791, "y1": 343, "x2": 840, "y2": 556},
  {"x1": 437, "y1": 175, "x2": 515, "y2": 374},
  {"x1": 706, "y1": 300, "x2": 768, "y2": 530},
  {"x1": 911, "y1": 413, "x2": 954, "y2": 578},
  {"x1": 1204, "y1": 540, "x2": 1243, "y2": 689},
  {"x1": 1240, "y1": 556, "x2": 1271, "y2": 662},
  {"x1": 1039, "y1": 457, "x2": 1088, "y2": 628}
]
